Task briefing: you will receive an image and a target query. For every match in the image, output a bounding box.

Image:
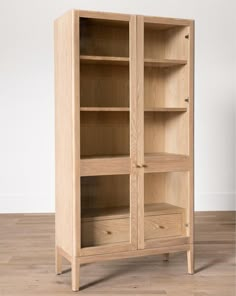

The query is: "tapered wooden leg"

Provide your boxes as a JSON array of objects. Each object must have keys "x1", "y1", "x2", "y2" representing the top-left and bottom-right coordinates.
[
  {"x1": 187, "y1": 245, "x2": 194, "y2": 274},
  {"x1": 72, "y1": 258, "x2": 80, "y2": 292},
  {"x1": 163, "y1": 253, "x2": 169, "y2": 261},
  {"x1": 55, "y1": 247, "x2": 62, "y2": 275}
]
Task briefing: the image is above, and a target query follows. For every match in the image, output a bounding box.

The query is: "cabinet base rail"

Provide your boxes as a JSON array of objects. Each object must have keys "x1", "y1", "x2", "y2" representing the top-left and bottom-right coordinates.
[{"x1": 56, "y1": 243, "x2": 194, "y2": 291}]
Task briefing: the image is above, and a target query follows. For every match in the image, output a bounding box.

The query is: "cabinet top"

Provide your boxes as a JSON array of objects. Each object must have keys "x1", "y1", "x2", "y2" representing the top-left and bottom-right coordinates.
[{"x1": 55, "y1": 9, "x2": 194, "y2": 26}]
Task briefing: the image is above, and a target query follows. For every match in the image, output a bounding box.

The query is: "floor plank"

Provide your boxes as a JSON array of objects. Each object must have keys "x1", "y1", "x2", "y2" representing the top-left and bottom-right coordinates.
[{"x1": 0, "y1": 212, "x2": 235, "y2": 295}]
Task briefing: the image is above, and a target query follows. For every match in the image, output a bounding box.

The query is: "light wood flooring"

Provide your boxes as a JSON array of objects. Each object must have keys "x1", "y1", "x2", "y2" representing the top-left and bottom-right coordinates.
[{"x1": 0, "y1": 212, "x2": 235, "y2": 295}]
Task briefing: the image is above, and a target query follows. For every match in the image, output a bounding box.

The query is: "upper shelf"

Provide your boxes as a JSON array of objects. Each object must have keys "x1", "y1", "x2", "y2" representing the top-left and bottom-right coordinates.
[
  {"x1": 144, "y1": 58, "x2": 187, "y2": 67},
  {"x1": 80, "y1": 107, "x2": 187, "y2": 112},
  {"x1": 80, "y1": 55, "x2": 129, "y2": 65},
  {"x1": 144, "y1": 107, "x2": 187, "y2": 112}
]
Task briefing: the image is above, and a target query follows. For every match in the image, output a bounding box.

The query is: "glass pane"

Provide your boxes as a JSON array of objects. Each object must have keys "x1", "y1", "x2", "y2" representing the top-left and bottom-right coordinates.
[
  {"x1": 81, "y1": 175, "x2": 130, "y2": 248},
  {"x1": 144, "y1": 172, "x2": 188, "y2": 242},
  {"x1": 144, "y1": 22, "x2": 189, "y2": 156}
]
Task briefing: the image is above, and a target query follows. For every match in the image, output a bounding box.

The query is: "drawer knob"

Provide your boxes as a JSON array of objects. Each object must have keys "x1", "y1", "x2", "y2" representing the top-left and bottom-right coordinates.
[
  {"x1": 154, "y1": 224, "x2": 165, "y2": 229},
  {"x1": 105, "y1": 230, "x2": 112, "y2": 235}
]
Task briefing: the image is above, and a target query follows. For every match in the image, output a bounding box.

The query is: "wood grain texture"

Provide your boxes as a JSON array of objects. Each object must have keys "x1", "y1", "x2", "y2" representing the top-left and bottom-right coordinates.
[
  {"x1": 81, "y1": 218, "x2": 130, "y2": 248},
  {"x1": 54, "y1": 11, "x2": 74, "y2": 257},
  {"x1": 80, "y1": 156, "x2": 131, "y2": 176},
  {"x1": 0, "y1": 212, "x2": 235, "y2": 295},
  {"x1": 144, "y1": 214, "x2": 183, "y2": 240},
  {"x1": 136, "y1": 15, "x2": 145, "y2": 250},
  {"x1": 80, "y1": 55, "x2": 129, "y2": 65},
  {"x1": 55, "y1": 10, "x2": 195, "y2": 291}
]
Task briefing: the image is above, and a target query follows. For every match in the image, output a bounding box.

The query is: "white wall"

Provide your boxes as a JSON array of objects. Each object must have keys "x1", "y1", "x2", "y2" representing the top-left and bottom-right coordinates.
[{"x1": 0, "y1": 0, "x2": 235, "y2": 213}]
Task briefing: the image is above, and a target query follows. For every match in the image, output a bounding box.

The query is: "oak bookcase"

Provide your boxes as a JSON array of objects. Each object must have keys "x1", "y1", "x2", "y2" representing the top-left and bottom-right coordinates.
[{"x1": 54, "y1": 9, "x2": 194, "y2": 291}]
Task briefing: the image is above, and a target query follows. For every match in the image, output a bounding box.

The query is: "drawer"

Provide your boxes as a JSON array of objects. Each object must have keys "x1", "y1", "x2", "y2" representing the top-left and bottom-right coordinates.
[
  {"x1": 81, "y1": 218, "x2": 129, "y2": 248},
  {"x1": 144, "y1": 214, "x2": 183, "y2": 240}
]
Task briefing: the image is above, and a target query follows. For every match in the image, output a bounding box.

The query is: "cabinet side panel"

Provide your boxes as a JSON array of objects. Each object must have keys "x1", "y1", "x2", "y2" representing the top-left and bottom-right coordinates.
[{"x1": 54, "y1": 12, "x2": 73, "y2": 256}]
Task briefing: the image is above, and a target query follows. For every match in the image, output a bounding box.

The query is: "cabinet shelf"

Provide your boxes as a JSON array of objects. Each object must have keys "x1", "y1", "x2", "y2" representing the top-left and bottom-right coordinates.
[
  {"x1": 144, "y1": 58, "x2": 187, "y2": 67},
  {"x1": 144, "y1": 152, "x2": 188, "y2": 162},
  {"x1": 80, "y1": 55, "x2": 129, "y2": 65},
  {"x1": 81, "y1": 152, "x2": 188, "y2": 161},
  {"x1": 80, "y1": 107, "x2": 129, "y2": 112},
  {"x1": 144, "y1": 107, "x2": 187, "y2": 112},
  {"x1": 82, "y1": 203, "x2": 184, "y2": 222}
]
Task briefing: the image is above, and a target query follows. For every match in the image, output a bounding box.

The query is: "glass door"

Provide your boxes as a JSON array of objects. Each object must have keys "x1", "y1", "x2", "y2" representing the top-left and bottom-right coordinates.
[
  {"x1": 78, "y1": 11, "x2": 137, "y2": 256},
  {"x1": 137, "y1": 16, "x2": 192, "y2": 249}
]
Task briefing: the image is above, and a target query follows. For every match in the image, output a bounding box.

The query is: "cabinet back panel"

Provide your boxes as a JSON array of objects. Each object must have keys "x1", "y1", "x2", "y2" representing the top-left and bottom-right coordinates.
[
  {"x1": 81, "y1": 175, "x2": 130, "y2": 209},
  {"x1": 144, "y1": 172, "x2": 188, "y2": 209},
  {"x1": 80, "y1": 18, "x2": 129, "y2": 57},
  {"x1": 144, "y1": 66, "x2": 188, "y2": 108},
  {"x1": 81, "y1": 112, "x2": 130, "y2": 157},
  {"x1": 80, "y1": 64, "x2": 129, "y2": 107},
  {"x1": 144, "y1": 112, "x2": 188, "y2": 155},
  {"x1": 144, "y1": 26, "x2": 188, "y2": 60}
]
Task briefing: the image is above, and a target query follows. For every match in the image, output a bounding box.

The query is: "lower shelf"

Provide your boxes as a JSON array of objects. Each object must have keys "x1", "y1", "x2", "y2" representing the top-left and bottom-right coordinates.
[{"x1": 82, "y1": 203, "x2": 183, "y2": 222}]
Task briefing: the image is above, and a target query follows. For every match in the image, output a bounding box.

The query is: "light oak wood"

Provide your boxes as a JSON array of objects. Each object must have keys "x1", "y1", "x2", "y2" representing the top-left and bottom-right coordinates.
[
  {"x1": 80, "y1": 156, "x2": 131, "y2": 176},
  {"x1": 54, "y1": 10, "x2": 74, "y2": 257},
  {"x1": 144, "y1": 58, "x2": 187, "y2": 67},
  {"x1": 81, "y1": 218, "x2": 129, "y2": 248},
  {"x1": 80, "y1": 107, "x2": 129, "y2": 111},
  {"x1": 145, "y1": 107, "x2": 187, "y2": 112},
  {"x1": 55, "y1": 10, "x2": 194, "y2": 291},
  {"x1": 81, "y1": 203, "x2": 184, "y2": 222},
  {"x1": 80, "y1": 55, "x2": 129, "y2": 65},
  {"x1": 1, "y1": 212, "x2": 234, "y2": 295},
  {"x1": 145, "y1": 214, "x2": 183, "y2": 240},
  {"x1": 55, "y1": 246, "x2": 62, "y2": 274}
]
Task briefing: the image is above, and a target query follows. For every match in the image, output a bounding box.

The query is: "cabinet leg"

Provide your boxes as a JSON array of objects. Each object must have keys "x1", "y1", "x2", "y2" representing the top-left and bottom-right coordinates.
[
  {"x1": 55, "y1": 247, "x2": 62, "y2": 275},
  {"x1": 72, "y1": 259, "x2": 80, "y2": 292},
  {"x1": 163, "y1": 253, "x2": 169, "y2": 261},
  {"x1": 187, "y1": 245, "x2": 194, "y2": 274}
]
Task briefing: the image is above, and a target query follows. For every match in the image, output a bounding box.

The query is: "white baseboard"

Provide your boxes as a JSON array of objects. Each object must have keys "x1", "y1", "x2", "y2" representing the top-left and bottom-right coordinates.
[
  {"x1": 0, "y1": 192, "x2": 235, "y2": 213},
  {"x1": 195, "y1": 192, "x2": 236, "y2": 211},
  {"x1": 0, "y1": 195, "x2": 55, "y2": 213}
]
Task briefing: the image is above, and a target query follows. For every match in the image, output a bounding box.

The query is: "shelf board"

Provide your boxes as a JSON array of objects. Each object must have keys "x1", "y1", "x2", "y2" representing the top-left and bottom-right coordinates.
[
  {"x1": 81, "y1": 154, "x2": 129, "y2": 160},
  {"x1": 80, "y1": 107, "x2": 129, "y2": 112},
  {"x1": 144, "y1": 58, "x2": 187, "y2": 67},
  {"x1": 81, "y1": 153, "x2": 188, "y2": 162},
  {"x1": 80, "y1": 55, "x2": 129, "y2": 65},
  {"x1": 82, "y1": 203, "x2": 184, "y2": 222},
  {"x1": 145, "y1": 152, "x2": 188, "y2": 162},
  {"x1": 144, "y1": 107, "x2": 187, "y2": 112},
  {"x1": 80, "y1": 155, "x2": 131, "y2": 177}
]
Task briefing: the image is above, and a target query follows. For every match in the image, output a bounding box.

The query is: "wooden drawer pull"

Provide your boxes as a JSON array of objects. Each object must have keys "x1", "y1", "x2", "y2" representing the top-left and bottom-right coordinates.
[
  {"x1": 154, "y1": 224, "x2": 165, "y2": 229},
  {"x1": 104, "y1": 230, "x2": 112, "y2": 235}
]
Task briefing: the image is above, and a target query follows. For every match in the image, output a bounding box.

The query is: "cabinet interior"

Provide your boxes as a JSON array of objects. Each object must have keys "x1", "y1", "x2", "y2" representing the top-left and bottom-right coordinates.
[
  {"x1": 81, "y1": 175, "x2": 130, "y2": 248},
  {"x1": 144, "y1": 172, "x2": 188, "y2": 240},
  {"x1": 144, "y1": 112, "x2": 188, "y2": 155},
  {"x1": 144, "y1": 23, "x2": 188, "y2": 60},
  {"x1": 80, "y1": 112, "x2": 130, "y2": 158},
  {"x1": 80, "y1": 17, "x2": 129, "y2": 57}
]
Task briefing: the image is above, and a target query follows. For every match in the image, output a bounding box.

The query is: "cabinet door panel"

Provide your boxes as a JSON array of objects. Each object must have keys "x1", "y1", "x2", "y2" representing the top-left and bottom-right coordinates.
[{"x1": 78, "y1": 12, "x2": 138, "y2": 256}]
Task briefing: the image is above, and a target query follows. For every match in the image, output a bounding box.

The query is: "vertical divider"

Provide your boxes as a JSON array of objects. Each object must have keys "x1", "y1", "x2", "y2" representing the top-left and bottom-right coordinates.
[
  {"x1": 129, "y1": 15, "x2": 138, "y2": 249},
  {"x1": 136, "y1": 16, "x2": 145, "y2": 249}
]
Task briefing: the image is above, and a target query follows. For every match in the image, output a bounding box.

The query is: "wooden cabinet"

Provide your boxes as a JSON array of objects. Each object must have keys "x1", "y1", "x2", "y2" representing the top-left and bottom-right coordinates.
[{"x1": 54, "y1": 10, "x2": 194, "y2": 291}]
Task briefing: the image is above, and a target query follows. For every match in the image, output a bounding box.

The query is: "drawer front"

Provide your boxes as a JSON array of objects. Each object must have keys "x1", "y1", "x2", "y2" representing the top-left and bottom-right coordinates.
[
  {"x1": 82, "y1": 218, "x2": 129, "y2": 248},
  {"x1": 144, "y1": 214, "x2": 183, "y2": 240}
]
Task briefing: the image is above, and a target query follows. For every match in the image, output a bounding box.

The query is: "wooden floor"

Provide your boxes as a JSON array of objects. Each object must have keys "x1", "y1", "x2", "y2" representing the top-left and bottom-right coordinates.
[{"x1": 0, "y1": 212, "x2": 235, "y2": 296}]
